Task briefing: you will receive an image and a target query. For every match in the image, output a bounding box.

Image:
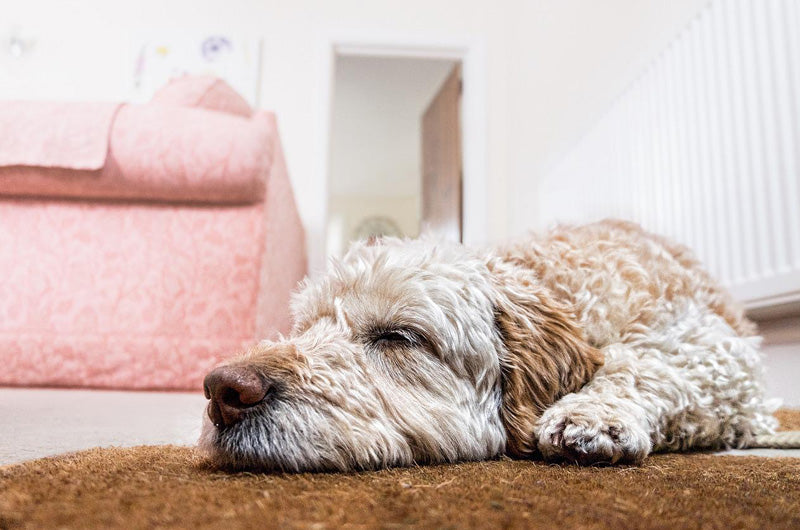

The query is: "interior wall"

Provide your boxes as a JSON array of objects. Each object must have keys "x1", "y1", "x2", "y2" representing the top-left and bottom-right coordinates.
[
  {"x1": 756, "y1": 316, "x2": 800, "y2": 407},
  {"x1": 326, "y1": 56, "x2": 454, "y2": 256},
  {"x1": 328, "y1": 56, "x2": 454, "y2": 199},
  {"x1": 327, "y1": 195, "x2": 419, "y2": 257},
  {"x1": 2, "y1": 0, "x2": 710, "y2": 274}
]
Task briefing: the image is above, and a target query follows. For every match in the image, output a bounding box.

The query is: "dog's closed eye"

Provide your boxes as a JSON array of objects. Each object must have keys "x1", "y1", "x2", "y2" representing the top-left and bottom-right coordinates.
[{"x1": 367, "y1": 328, "x2": 425, "y2": 349}]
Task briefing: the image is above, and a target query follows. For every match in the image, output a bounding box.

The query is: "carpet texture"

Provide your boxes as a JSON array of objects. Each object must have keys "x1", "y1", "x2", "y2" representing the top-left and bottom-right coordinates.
[{"x1": 1, "y1": 411, "x2": 799, "y2": 529}]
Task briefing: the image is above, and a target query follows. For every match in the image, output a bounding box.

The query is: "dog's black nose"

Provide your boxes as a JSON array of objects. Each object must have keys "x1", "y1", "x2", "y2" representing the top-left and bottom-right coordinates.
[{"x1": 203, "y1": 365, "x2": 268, "y2": 428}]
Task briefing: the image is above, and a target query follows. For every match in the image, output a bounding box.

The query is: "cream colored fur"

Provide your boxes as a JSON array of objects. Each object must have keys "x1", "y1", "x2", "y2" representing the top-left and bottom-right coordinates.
[{"x1": 199, "y1": 220, "x2": 777, "y2": 471}]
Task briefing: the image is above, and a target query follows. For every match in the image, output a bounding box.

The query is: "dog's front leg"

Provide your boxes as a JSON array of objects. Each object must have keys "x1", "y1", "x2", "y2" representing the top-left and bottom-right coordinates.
[{"x1": 534, "y1": 344, "x2": 679, "y2": 465}]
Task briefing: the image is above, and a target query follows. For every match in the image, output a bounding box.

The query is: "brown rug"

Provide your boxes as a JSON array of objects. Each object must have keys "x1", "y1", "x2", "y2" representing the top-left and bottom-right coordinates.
[{"x1": 2, "y1": 411, "x2": 799, "y2": 529}]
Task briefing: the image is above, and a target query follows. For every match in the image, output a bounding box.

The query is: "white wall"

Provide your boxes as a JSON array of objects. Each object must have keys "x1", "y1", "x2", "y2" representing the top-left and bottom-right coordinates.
[
  {"x1": 328, "y1": 195, "x2": 419, "y2": 257},
  {"x1": 2, "y1": 0, "x2": 711, "y2": 273},
  {"x1": 758, "y1": 316, "x2": 800, "y2": 407},
  {"x1": 326, "y1": 56, "x2": 454, "y2": 256},
  {"x1": 329, "y1": 55, "x2": 454, "y2": 198}
]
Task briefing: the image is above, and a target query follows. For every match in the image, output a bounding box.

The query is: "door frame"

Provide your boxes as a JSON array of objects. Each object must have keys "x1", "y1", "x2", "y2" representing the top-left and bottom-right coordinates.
[{"x1": 316, "y1": 32, "x2": 488, "y2": 272}]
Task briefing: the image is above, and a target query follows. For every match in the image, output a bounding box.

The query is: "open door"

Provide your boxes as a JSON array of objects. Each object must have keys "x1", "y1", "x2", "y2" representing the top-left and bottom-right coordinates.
[{"x1": 421, "y1": 64, "x2": 462, "y2": 242}]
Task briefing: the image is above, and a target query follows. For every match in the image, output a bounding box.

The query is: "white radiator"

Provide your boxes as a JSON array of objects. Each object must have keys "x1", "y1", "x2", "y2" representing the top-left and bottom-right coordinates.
[{"x1": 542, "y1": 0, "x2": 800, "y2": 310}]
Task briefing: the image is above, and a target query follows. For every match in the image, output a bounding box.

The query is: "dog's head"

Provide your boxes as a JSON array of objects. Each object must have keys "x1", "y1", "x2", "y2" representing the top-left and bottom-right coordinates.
[{"x1": 199, "y1": 238, "x2": 602, "y2": 471}]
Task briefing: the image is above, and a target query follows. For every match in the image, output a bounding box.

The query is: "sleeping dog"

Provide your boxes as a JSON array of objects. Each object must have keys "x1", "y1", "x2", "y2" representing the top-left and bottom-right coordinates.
[{"x1": 199, "y1": 220, "x2": 776, "y2": 470}]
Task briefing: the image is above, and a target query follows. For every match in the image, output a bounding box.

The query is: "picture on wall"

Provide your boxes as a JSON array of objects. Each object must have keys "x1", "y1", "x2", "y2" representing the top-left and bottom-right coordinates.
[{"x1": 132, "y1": 34, "x2": 261, "y2": 106}]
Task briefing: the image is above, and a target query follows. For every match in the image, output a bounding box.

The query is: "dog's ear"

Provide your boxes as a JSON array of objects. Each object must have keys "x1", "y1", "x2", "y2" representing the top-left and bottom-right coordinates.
[{"x1": 489, "y1": 259, "x2": 604, "y2": 458}]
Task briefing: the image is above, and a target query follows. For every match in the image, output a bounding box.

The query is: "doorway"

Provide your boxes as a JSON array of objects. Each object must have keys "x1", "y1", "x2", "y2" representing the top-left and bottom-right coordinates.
[{"x1": 326, "y1": 54, "x2": 463, "y2": 257}]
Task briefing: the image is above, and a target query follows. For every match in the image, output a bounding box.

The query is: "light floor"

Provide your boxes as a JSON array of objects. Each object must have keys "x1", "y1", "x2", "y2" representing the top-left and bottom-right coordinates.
[
  {"x1": 0, "y1": 388, "x2": 205, "y2": 466},
  {"x1": 0, "y1": 388, "x2": 797, "y2": 466}
]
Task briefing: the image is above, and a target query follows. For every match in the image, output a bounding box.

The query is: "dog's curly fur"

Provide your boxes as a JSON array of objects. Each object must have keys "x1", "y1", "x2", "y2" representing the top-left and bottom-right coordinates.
[{"x1": 199, "y1": 219, "x2": 778, "y2": 471}]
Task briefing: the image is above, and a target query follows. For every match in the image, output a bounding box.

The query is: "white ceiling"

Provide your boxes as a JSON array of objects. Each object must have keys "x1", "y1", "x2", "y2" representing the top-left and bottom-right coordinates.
[{"x1": 328, "y1": 55, "x2": 457, "y2": 198}]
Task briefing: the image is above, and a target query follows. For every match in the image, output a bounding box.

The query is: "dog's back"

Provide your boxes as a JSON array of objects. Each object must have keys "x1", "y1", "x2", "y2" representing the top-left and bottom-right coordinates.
[{"x1": 499, "y1": 219, "x2": 755, "y2": 348}]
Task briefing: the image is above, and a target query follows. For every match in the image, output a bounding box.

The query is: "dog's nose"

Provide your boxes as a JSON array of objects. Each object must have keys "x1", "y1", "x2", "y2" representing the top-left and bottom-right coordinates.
[{"x1": 203, "y1": 365, "x2": 268, "y2": 428}]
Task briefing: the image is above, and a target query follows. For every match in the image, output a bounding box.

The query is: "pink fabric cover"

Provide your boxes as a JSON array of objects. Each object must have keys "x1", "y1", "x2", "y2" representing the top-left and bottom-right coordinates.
[
  {"x1": 0, "y1": 82, "x2": 307, "y2": 390},
  {"x1": 0, "y1": 101, "x2": 120, "y2": 170},
  {"x1": 151, "y1": 75, "x2": 253, "y2": 117},
  {"x1": 0, "y1": 104, "x2": 270, "y2": 204},
  {"x1": 0, "y1": 203, "x2": 266, "y2": 389}
]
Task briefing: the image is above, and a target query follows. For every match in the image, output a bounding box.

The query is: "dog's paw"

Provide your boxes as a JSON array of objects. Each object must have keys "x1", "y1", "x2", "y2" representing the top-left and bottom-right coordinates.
[{"x1": 536, "y1": 403, "x2": 651, "y2": 465}]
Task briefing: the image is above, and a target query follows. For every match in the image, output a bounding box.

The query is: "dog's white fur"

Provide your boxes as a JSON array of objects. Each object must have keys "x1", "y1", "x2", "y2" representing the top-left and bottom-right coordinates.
[{"x1": 199, "y1": 220, "x2": 777, "y2": 471}]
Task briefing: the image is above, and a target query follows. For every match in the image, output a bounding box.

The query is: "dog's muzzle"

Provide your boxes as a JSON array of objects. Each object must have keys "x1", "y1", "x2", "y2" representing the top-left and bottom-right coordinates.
[{"x1": 203, "y1": 365, "x2": 269, "y2": 428}]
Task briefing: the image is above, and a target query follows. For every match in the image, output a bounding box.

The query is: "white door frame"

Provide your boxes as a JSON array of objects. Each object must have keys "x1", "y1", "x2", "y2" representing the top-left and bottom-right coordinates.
[{"x1": 315, "y1": 33, "x2": 488, "y2": 272}]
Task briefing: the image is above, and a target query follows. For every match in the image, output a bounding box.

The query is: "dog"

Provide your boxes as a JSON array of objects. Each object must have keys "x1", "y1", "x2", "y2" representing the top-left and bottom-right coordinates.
[{"x1": 199, "y1": 219, "x2": 777, "y2": 471}]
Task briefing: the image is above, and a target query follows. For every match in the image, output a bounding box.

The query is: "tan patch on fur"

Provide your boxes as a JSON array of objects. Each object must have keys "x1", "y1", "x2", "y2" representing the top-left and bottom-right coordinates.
[
  {"x1": 498, "y1": 219, "x2": 755, "y2": 347},
  {"x1": 230, "y1": 342, "x2": 309, "y2": 388},
  {"x1": 490, "y1": 260, "x2": 604, "y2": 458},
  {"x1": 640, "y1": 225, "x2": 757, "y2": 337}
]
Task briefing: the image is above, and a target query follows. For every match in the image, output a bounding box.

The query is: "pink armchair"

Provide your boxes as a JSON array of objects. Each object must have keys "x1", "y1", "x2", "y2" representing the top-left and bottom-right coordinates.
[{"x1": 0, "y1": 77, "x2": 306, "y2": 390}]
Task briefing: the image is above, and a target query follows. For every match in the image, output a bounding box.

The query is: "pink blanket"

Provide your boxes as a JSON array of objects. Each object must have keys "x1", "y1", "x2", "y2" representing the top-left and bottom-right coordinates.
[
  {"x1": 0, "y1": 106, "x2": 272, "y2": 204},
  {"x1": 0, "y1": 101, "x2": 120, "y2": 170},
  {"x1": 151, "y1": 75, "x2": 253, "y2": 117}
]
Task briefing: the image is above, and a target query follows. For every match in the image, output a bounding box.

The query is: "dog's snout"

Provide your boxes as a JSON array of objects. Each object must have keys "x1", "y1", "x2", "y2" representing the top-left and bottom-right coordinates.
[{"x1": 204, "y1": 365, "x2": 268, "y2": 428}]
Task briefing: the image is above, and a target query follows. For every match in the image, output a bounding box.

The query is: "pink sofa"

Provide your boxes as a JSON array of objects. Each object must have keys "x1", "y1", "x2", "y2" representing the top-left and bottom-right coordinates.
[{"x1": 0, "y1": 77, "x2": 306, "y2": 390}]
